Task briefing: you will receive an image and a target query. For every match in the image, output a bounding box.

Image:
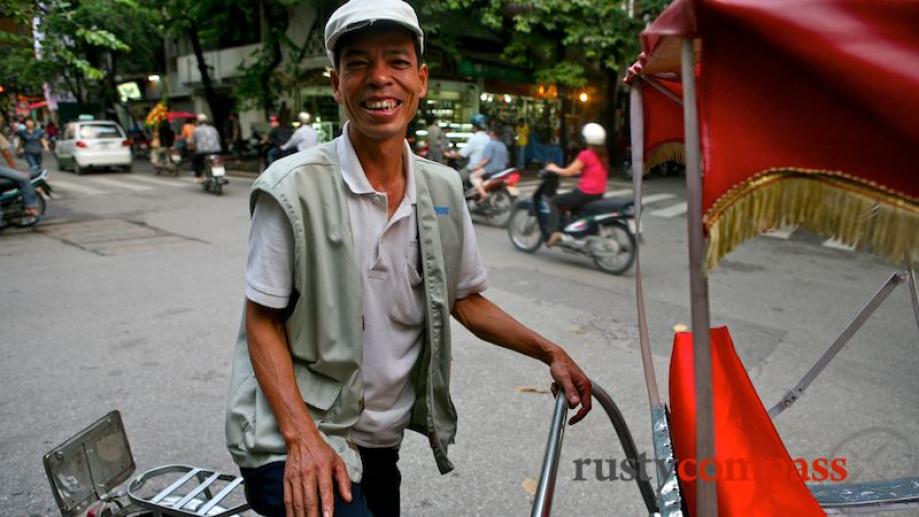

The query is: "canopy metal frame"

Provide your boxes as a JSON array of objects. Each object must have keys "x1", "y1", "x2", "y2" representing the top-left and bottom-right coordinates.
[{"x1": 627, "y1": 33, "x2": 919, "y2": 517}]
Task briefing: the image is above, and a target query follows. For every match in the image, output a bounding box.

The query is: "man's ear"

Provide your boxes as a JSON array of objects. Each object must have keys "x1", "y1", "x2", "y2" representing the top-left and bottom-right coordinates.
[
  {"x1": 419, "y1": 63, "x2": 428, "y2": 98},
  {"x1": 330, "y1": 69, "x2": 342, "y2": 104}
]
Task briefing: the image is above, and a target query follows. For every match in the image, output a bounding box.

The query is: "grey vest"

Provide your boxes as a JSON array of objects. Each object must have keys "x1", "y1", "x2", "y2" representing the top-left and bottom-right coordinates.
[{"x1": 225, "y1": 141, "x2": 466, "y2": 479}]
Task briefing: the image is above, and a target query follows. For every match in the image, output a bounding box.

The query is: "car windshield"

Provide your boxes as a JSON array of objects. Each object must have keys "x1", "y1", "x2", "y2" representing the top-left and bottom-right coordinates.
[{"x1": 79, "y1": 124, "x2": 124, "y2": 139}]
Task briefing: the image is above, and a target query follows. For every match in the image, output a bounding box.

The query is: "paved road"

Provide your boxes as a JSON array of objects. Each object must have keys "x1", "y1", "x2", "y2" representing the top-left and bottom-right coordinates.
[{"x1": 1, "y1": 157, "x2": 917, "y2": 516}]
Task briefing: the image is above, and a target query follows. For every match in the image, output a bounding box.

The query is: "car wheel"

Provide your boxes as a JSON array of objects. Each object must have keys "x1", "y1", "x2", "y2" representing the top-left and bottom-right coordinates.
[
  {"x1": 122, "y1": 164, "x2": 133, "y2": 173},
  {"x1": 55, "y1": 154, "x2": 68, "y2": 172},
  {"x1": 73, "y1": 162, "x2": 83, "y2": 175}
]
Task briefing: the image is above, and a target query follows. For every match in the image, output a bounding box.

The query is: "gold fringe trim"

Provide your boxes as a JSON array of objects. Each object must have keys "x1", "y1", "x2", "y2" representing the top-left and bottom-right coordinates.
[
  {"x1": 704, "y1": 171, "x2": 919, "y2": 271},
  {"x1": 644, "y1": 141, "x2": 686, "y2": 173}
]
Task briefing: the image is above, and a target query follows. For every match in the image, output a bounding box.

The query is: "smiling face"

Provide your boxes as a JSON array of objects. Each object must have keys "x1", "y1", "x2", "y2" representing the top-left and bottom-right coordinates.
[{"x1": 331, "y1": 26, "x2": 427, "y2": 145}]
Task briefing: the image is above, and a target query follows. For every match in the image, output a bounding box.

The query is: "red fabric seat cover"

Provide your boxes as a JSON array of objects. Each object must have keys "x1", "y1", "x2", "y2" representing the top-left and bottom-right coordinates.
[{"x1": 669, "y1": 327, "x2": 825, "y2": 516}]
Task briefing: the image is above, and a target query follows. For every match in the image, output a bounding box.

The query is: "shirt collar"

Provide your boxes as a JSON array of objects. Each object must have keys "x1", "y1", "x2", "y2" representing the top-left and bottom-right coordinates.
[{"x1": 336, "y1": 121, "x2": 416, "y2": 205}]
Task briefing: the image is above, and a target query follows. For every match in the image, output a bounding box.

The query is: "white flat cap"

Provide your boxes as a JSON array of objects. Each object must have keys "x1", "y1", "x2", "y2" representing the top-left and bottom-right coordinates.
[{"x1": 324, "y1": 0, "x2": 424, "y2": 66}]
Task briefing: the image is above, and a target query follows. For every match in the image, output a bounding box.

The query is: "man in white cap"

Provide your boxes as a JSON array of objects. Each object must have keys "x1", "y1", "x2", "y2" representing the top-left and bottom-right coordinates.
[
  {"x1": 282, "y1": 112, "x2": 320, "y2": 153},
  {"x1": 226, "y1": 1, "x2": 593, "y2": 516}
]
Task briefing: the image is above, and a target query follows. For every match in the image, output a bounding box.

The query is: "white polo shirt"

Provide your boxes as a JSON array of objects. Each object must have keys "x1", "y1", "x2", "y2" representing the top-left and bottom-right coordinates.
[{"x1": 246, "y1": 124, "x2": 488, "y2": 448}]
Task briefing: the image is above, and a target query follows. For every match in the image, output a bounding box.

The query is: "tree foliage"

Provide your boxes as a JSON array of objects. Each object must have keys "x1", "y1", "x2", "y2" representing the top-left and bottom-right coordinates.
[
  {"x1": 232, "y1": 0, "x2": 338, "y2": 118},
  {"x1": 0, "y1": 0, "x2": 161, "y2": 109},
  {"x1": 419, "y1": 0, "x2": 669, "y2": 86}
]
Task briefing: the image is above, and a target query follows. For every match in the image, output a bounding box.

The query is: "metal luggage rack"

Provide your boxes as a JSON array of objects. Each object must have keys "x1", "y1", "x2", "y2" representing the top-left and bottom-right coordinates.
[
  {"x1": 127, "y1": 465, "x2": 248, "y2": 517},
  {"x1": 44, "y1": 410, "x2": 250, "y2": 517}
]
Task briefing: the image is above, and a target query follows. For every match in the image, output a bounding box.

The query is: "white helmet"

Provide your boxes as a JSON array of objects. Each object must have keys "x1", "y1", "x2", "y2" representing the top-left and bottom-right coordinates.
[
  {"x1": 196, "y1": 113, "x2": 208, "y2": 123},
  {"x1": 582, "y1": 122, "x2": 606, "y2": 145},
  {"x1": 298, "y1": 111, "x2": 312, "y2": 125}
]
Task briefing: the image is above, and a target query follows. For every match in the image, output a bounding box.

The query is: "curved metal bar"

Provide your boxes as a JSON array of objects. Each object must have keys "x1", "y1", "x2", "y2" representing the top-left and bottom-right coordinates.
[
  {"x1": 593, "y1": 384, "x2": 658, "y2": 514},
  {"x1": 531, "y1": 391, "x2": 569, "y2": 517},
  {"x1": 629, "y1": 83, "x2": 663, "y2": 411},
  {"x1": 531, "y1": 383, "x2": 660, "y2": 516}
]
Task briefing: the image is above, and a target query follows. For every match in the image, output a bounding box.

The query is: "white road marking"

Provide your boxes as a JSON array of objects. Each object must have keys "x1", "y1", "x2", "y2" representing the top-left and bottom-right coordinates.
[
  {"x1": 822, "y1": 238, "x2": 856, "y2": 251},
  {"x1": 89, "y1": 177, "x2": 154, "y2": 192},
  {"x1": 649, "y1": 201, "x2": 688, "y2": 218},
  {"x1": 49, "y1": 179, "x2": 109, "y2": 195},
  {"x1": 124, "y1": 175, "x2": 186, "y2": 188},
  {"x1": 640, "y1": 193, "x2": 676, "y2": 205},
  {"x1": 764, "y1": 225, "x2": 796, "y2": 239}
]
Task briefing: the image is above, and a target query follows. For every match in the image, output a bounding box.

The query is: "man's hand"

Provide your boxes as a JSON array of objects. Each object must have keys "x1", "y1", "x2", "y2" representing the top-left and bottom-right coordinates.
[
  {"x1": 548, "y1": 348, "x2": 593, "y2": 425},
  {"x1": 284, "y1": 433, "x2": 352, "y2": 517},
  {"x1": 245, "y1": 300, "x2": 353, "y2": 516}
]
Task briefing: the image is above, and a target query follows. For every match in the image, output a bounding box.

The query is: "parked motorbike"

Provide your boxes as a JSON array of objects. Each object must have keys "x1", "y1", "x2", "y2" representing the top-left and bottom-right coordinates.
[
  {"x1": 129, "y1": 130, "x2": 151, "y2": 160},
  {"x1": 0, "y1": 167, "x2": 52, "y2": 231},
  {"x1": 202, "y1": 154, "x2": 228, "y2": 195},
  {"x1": 507, "y1": 170, "x2": 636, "y2": 275},
  {"x1": 465, "y1": 167, "x2": 521, "y2": 227}
]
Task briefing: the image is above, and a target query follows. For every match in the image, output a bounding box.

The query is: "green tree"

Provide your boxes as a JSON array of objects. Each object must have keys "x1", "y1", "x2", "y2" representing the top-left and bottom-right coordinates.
[
  {"x1": 232, "y1": 0, "x2": 339, "y2": 119},
  {"x1": 157, "y1": 0, "x2": 256, "y2": 127},
  {"x1": 1, "y1": 0, "x2": 161, "y2": 113}
]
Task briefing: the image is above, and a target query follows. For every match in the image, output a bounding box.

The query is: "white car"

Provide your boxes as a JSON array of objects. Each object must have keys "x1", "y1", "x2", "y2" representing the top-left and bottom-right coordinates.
[{"x1": 56, "y1": 121, "x2": 133, "y2": 174}]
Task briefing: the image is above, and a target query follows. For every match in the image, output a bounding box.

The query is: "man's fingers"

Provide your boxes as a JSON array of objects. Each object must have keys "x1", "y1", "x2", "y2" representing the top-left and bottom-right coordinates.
[
  {"x1": 569, "y1": 377, "x2": 593, "y2": 425},
  {"x1": 302, "y1": 472, "x2": 319, "y2": 517},
  {"x1": 285, "y1": 475, "x2": 306, "y2": 517},
  {"x1": 557, "y1": 375, "x2": 580, "y2": 407},
  {"x1": 334, "y1": 460, "x2": 353, "y2": 503},
  {"x1": 318, "y1": 466, "x2": 334, "y2": 517},
  {"x1": 569, "y1": 405, "x2": 590, "y2": 425}
]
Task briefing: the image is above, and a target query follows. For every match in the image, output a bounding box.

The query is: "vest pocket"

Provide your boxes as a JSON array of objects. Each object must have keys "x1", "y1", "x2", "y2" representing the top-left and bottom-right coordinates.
[
  {"x1": 390, "y1": 241, "x2": 425, "y2": 327},
  {"x1": 294, "y1": 366, "x2": 343, "y2": 415}
]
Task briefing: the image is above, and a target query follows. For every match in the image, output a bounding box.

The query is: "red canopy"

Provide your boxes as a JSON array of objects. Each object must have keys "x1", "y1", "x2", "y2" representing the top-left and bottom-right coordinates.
[
  {"x1": 631, "y1": 0, "x2": 919, "y2": 268},
  {"x1": 167, "y1": 111, "x2": 196, "y2": 122}
]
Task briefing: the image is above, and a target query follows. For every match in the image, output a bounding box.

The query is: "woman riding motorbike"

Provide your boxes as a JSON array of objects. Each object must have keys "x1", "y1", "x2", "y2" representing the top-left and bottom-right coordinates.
[{"x1": 544, "y1": 123, "x2": 610, "y2": 247}]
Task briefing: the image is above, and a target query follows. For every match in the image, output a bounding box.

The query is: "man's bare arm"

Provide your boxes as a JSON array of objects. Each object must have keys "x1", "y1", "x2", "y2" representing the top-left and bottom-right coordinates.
[
  {"x1": 451, "y1": 293, "x2": 592, "y2": 424},
  {"x1": 246, "y1": 300, "x2": 351, "y2": 517}
]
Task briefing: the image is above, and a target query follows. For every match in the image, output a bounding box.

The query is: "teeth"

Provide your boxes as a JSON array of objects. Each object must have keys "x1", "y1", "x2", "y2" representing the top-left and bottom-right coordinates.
[{"x1": 365, "y1": 99, "x2": 397, "y2": 110}]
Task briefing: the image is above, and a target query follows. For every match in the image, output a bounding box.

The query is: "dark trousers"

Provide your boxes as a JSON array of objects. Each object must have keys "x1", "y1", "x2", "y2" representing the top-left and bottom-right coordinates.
[
  {"x1": 547, "y1": 189, "x2": 603, "y2": 234},
  {"x1": 241, "y1": 446, "x2": 401, "y2": 517}
]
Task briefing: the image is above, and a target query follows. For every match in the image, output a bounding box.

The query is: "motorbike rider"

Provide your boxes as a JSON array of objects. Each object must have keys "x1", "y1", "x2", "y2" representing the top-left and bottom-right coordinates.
[
  {"x1": 469, "y1": 125, "x2": 510, "y2": 200},
  {"x1": 263, "y1": 115, "x2": 293, "y2": 167},
  {"x1": 280, "y1": 112, "x2": 319, "y2": 153},
  {"x1": 190, "y1": 113, "x2": 222, "y2": 183},
  {"x1": 0, "y1": 117, "x2": 40, "y2": 226},
  {"x1": 544, "y1": 122, "x2": 610, "y2": 247},
  {"x1": 444, "y1": 113, "x2": 490, "y2": 182}
]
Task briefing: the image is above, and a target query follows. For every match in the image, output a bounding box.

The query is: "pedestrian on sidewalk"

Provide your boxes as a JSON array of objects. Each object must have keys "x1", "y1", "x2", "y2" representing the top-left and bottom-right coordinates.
[
  {"x1": 424, "y1": 113, "x2": 446, "y2": 163},
  {"x1": 16, "y1": 118, "x2": 49, "y2": 173},
  {"x1": 515, "y1": 117, "x2": 529, "y2": 170},
  {"x1": 226, "y1": 2, "x2": 593, "y2": 517}
]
